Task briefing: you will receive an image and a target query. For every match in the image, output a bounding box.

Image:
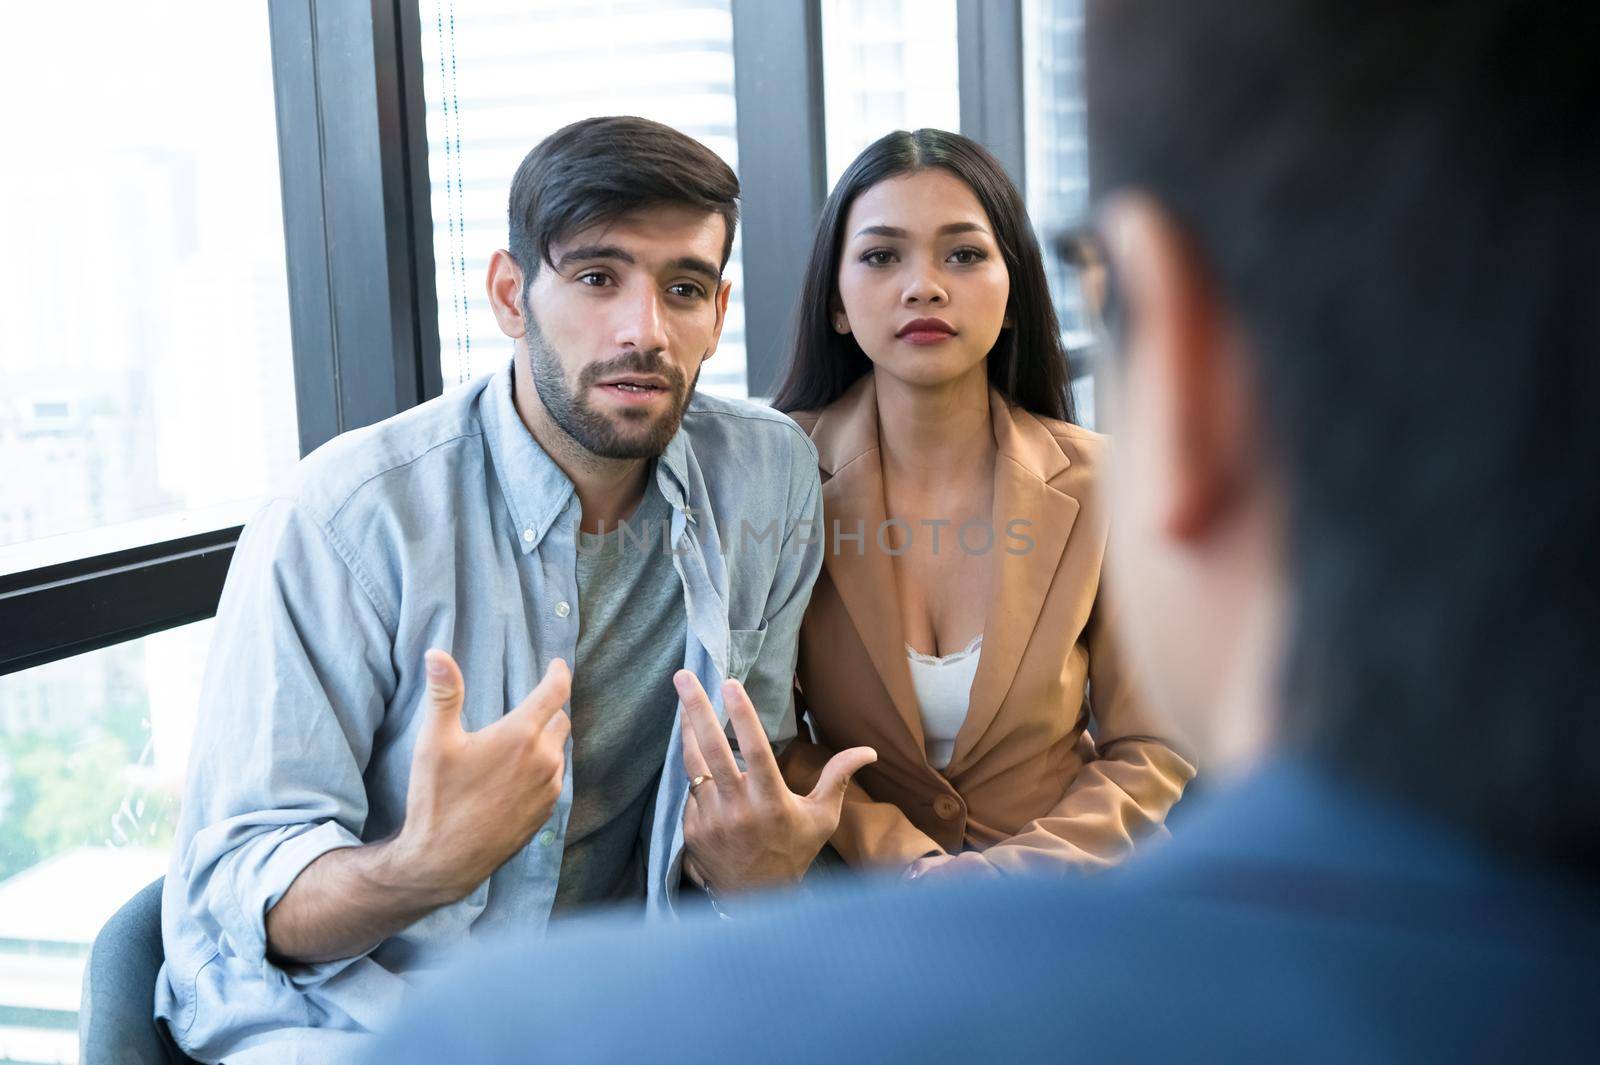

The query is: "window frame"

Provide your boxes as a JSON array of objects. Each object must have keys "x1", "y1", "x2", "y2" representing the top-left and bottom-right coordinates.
[
  {"x1": 958, "y1": 0, "x2": 1028, "y2": 196},
  {"x1": 731, "y1": 0, "x2": 829, "y2": 400}
]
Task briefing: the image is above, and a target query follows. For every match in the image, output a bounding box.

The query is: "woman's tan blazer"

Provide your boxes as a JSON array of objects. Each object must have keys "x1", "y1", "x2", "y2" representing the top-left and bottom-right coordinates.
[{"x1": 780, "y1": 373, "x2": 1196, "y2": 875}]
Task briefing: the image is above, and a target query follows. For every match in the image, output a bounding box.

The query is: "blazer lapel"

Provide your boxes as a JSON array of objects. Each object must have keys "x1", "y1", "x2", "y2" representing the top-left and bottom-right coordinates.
[
  {"x1": 948, "y1": 391, "x2": 1080, "y2": 771},
  {"x1": 813, "y1": 376, "x2": 927, "y2": 746}
]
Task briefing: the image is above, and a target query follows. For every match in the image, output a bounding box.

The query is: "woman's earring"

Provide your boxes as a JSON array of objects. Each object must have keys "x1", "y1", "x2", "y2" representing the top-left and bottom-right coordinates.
[{"x1": 833, "y1": 315, "x2": 850, "y2": 334}]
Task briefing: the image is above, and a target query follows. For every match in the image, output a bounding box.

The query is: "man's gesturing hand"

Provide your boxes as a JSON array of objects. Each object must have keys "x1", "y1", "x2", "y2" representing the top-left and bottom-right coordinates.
[
  {"x1": 395, "y1": 650, "x2": 571, "y2": 904},
  {"x1": 265, "y1": 650, "x2": 572, "y2": 965},
  {"x1": 675, "y1": 670, "x2": 875, "y2": 900}
]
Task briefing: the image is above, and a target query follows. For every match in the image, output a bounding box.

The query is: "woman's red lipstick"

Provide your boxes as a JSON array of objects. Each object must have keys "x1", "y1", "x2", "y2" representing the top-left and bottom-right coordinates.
[{"x1": 896, "y1": 317, "x2": 957, "y2": 345}]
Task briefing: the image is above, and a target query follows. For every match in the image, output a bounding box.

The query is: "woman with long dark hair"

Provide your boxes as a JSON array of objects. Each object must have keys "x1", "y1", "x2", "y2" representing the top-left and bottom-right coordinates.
[{"x1": 775, "y1": 129, "x2": 1194, "y2": 879}]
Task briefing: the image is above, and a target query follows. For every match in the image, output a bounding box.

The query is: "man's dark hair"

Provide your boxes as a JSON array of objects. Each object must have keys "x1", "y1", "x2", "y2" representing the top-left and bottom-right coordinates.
[
  {"x1": 507, "y1": 116, "x2": 739, "y2": 281},
  {"x1": 1087, "y1": 0, "x2": 1599, "y2": 872}
]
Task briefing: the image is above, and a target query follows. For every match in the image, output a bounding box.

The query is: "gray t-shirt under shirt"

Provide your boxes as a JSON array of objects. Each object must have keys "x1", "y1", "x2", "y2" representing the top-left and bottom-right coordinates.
[{"x1": 552, "y1": 476, "x2": 687, "y2": 916}]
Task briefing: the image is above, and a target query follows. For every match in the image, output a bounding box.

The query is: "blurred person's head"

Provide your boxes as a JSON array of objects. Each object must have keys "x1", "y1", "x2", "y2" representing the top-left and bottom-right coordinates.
[
  {"x1": 773, "y1": 128, "x2": 1074, "y2": 422},
  {"x1": 487, "y1": 116, "x2": 739, "y2": 459},
  {"x1": 1088, "y1": 0, "x2": 1599, "y2": 872}
]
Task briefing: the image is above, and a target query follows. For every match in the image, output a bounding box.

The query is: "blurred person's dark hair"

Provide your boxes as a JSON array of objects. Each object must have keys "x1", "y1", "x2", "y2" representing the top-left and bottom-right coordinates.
[
  {"x1": 1055, "y1": 228, "x2": 1102, "y2": 272},
  {"x1": 1087, "y1": 0, "x2": 1599, "y2": 872},
  {"x1": 507, "y1": 116, "x2": 740, "y2": 282},
  {"x1": 772, "y1": 128, "x2": 1075, "y2": 422}
]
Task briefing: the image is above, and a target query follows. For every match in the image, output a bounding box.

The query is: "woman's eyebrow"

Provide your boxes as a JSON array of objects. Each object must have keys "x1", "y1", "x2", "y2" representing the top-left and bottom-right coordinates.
[{"x1": 851, "y1": 222, "x2": 991, "y2": 239}]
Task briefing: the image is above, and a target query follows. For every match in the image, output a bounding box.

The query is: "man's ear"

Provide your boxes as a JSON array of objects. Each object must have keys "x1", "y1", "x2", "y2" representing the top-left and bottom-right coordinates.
[
  {"x1": 702, "y1": 277, "x2": 733, "y2": 361},
  {"x1": 1100, "y1": 194, "x2": 1255, "y2": 543},
  {"x1": 486, "y1": 249, "x2": 529, "y2": 339}
]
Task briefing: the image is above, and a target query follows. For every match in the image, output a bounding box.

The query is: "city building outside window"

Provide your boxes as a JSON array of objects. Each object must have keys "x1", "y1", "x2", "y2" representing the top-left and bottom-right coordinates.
[
  {"x1": 0, "y1": 6, "x2": 297, "y2": 579},
  {"x1": 821, "y1": 0, "x2": 960, "y2": 189}
]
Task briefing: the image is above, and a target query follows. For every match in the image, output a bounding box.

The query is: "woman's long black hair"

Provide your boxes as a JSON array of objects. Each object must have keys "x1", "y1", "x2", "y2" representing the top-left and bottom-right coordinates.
[{"x1": 771, "y1": 128, "x2": 1076, "y2": 424}]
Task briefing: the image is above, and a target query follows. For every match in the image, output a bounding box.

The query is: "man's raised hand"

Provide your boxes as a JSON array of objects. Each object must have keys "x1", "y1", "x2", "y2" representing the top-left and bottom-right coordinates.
[
  {"x1": 675, "y1": 669, "x2": 875, "y2": 902},
  {"x1": 265, "y1": 650, "x2": 572, "y2": 964},
  {"x1": 394, "y1": 650, "x2": 571, "y2": 904}
]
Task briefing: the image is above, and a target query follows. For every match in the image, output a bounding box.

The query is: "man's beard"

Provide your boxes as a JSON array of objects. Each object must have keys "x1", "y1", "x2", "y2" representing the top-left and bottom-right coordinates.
[{"x1": 526, "y1": 310, "x2": 697, "y2": 460}]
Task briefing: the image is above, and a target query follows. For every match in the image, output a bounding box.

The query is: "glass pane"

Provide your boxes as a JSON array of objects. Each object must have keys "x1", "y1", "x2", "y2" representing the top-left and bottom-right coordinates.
[
  {"x1": 420, "y1": 0, "x2": 750, "y2": 399},
  {"x1": 1024, "y1": 0, "x2": 1096, "y2": 425},
  {"x1": 822, "y1": 0, "x2": 961, "y2": 189},
  {"x1": 0, "y1": 621, "x2": 209, "y2": 1064},
  {"x1": 0, "y1": 5, "x2": 298, "y2": 578}
]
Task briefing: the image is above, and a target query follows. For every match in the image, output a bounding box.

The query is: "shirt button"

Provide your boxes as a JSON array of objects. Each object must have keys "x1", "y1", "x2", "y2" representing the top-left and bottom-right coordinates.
[
  {"x1": 554, "y1": 601, "x2": 571, "y2": 618},
  {"x1": 537, "y1": 829, "x2": 556, "y2": 847},
  {"x1": 521, "y1": 528, "x2": 535, "y2": 543},
  {"x1": 934, "y1": 795, "x2": 962, "y2": 820}
]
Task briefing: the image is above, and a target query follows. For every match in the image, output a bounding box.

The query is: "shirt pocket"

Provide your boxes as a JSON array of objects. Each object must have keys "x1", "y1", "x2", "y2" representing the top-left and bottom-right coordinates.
[{"x1": 727, "y1": 622, "x2": 768, "y2": 683}]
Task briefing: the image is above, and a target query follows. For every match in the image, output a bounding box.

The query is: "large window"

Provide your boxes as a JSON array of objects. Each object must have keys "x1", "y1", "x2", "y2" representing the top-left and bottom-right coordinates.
[
  {"x1": 0, "y1": 620, "x2": 207, "y2": 1063},
  {"x1": 0, "y1": 3, "x2": 295, "y2": 1059},
  {"x1": 0, "y1": 4, "x2": 298, "y2": 579},
  {"x1": 821, "y1": 0, "x2": 961, "y2": 188},
  {"x1": 420, "y1": 0, "x2": 750, "y2": 398}
]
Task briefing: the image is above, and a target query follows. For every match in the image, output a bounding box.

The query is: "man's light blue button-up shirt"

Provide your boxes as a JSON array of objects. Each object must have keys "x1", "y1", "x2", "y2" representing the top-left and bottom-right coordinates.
[{"x1": 155, "y1": 363, "x2": 823, "y2": 1063}]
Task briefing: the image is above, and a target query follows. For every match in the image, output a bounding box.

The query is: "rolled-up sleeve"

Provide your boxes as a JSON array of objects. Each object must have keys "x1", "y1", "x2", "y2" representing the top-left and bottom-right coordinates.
[{"x1": 169, "y1": 496, "x2": 396, "y2": 992}]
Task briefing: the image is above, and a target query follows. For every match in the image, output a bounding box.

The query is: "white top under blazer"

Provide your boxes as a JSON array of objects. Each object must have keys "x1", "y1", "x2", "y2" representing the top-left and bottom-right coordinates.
[{"x1": 905, "y1": 634, "x2": 983, "y2": 770}]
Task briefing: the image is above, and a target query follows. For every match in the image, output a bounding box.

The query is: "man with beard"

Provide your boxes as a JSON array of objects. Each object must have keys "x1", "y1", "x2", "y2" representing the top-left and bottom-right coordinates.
[{"x1": 155, "y1": 116, "x2": 873, "y2": 1063}]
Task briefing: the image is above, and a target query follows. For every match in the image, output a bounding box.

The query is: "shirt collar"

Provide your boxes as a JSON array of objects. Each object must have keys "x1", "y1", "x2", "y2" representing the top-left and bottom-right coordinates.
[
  {"x1": 479, "y1": 360, "x2": 698, "y2": 552},
  {"x1": 655, "y1": 410, "x2": 693, "y2": 513}
]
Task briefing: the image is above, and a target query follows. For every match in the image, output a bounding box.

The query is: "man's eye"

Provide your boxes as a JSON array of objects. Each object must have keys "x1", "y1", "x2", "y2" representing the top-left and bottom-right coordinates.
[
  {"x1": 668, "y1": 282, "x2": 705, "y2": 299},
  {"x1": 577, "y1": 272, "x2": 611, "y2": 287},
  {"x1": 861, "y1": 249, "x2": 896, "y2": 266}
]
